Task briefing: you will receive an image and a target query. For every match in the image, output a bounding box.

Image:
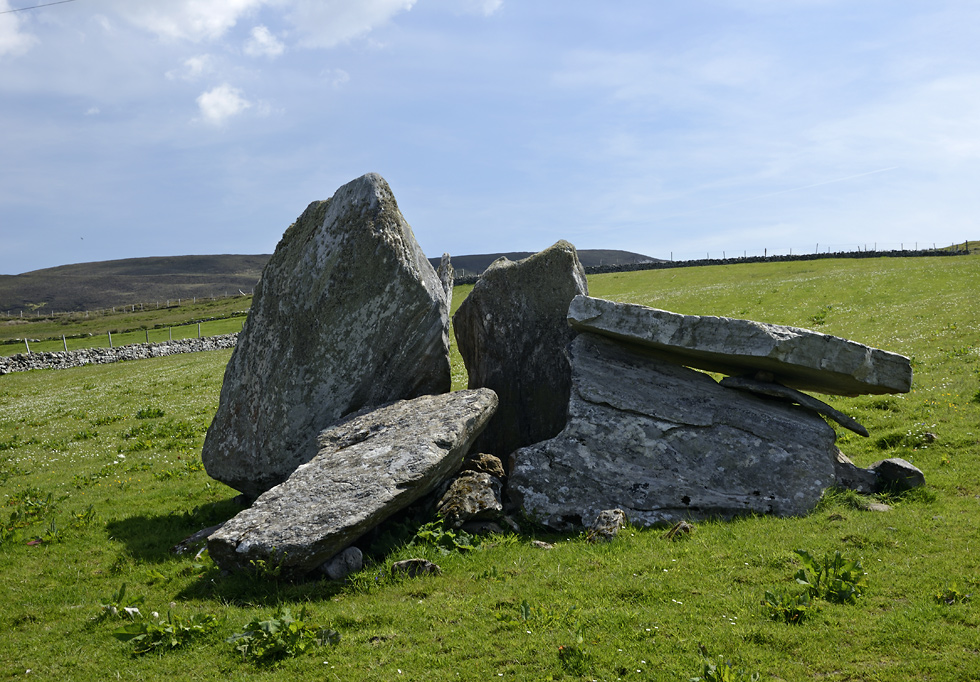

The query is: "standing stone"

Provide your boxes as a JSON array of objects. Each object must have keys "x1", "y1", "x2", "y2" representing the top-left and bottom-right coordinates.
[
  {"x1": 568, "y1": 296, "x2": 913, "y2": 396},
  {"x1": 202, "y1": 174, "x2": 451, "y2": 498},
  {"x1": 509, "y1": 333, "x2": 838, "y2": 530},
  {"x1": 452, "y1": 241, "x2": 588, "y2": 460},
  {"x1": 437, "y1": 253, "x2": 455, "y2": 313},
  {"x1": 207, "y1": 389, "x2": 498, "y2": 576}
]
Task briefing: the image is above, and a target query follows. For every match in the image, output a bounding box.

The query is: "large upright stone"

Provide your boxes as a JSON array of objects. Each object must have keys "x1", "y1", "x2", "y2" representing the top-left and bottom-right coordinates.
[
  {"x1": 509, "y1": 333, "x2": 838, "y2": 529},
  {"x1": 568, "y1": 296, "x2": 912, "y2": 396},
  {"x1": 208, "y1": 389, "x2": 498, "y2": 576},
  {"x1": 452, "y1": 241, "x2": 588, "y2": 460},
  {"x1": 202, "y1": 173, "x2": 451, "y2": 498}
]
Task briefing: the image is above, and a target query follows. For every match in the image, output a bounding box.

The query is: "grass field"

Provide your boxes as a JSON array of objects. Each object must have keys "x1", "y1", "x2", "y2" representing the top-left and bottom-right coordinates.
[{"x1": 0, "y1": 255, "x2": 978, "y2": 681}]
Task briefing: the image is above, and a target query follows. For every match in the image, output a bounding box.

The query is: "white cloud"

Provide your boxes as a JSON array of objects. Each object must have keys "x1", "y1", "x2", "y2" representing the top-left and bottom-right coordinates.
[
  {"x1": 85, "y1": 107, "x2": 100, "y2": 115},
  {"x1": 0, "y1": 1, "x2": 38, "y2": 58},
  {"x1": 323, "y1": 67, "x2": 350, "y2": 88},
  {"x1": 285, "y1": 0, "x2": 416, "y2": 49},
  {"x1": 166, "y1": 54, "x2": 216, "y2": 81},
  {"x1": 244, "y1": 25, "x2": 284, "y2": 57},
  {"x1": 196, "y1": 83, "x2": 251, "y2": 124},
  {"x1": 113, "y1": 0, "x2": 268, "y2": 43}
]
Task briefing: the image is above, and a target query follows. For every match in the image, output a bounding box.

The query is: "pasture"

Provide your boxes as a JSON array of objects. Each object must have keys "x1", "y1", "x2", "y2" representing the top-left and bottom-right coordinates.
[{"x1": 0, "y1": 255, "x2": 978, "y2": 680}]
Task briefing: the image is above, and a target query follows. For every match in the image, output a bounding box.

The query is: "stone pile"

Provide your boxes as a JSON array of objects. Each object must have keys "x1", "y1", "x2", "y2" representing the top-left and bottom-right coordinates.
[{"x1": 194, "y1": 173, "x2": 921, "y2": 578}]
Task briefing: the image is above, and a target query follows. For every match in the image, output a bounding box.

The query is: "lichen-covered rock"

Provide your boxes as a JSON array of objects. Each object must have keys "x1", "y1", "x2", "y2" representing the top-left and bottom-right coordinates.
[
  {"x1": 207, "y1": 389, "x2": 497, "y2": 577},
  {"x1": 320, "y1": 546, "x2": 363, "y2": 581},
  {"x1": 202, "y1": 174, "x2": 452, "y2": 497},
  {"x1": 462, "y1": 453, "x2": 506, "y2": 479},
  {"x1": 509, "y1": 333, "x2": 838, "y2": 530},
  {"x1": 587, "y1": 509, "x2": 626, "y2": 542},
  {"x1": 452, "y1": 241, "x2": 588, "y2": 460},
  {"x1": 868, "y1": 457, "x2": 925, "y2": 492},
  {"x1": 568, "y1": 296, "x2": 912, "y2": 396},
  {"x1": 437, "y1": 471, "x2": 503, "y2": 528}
]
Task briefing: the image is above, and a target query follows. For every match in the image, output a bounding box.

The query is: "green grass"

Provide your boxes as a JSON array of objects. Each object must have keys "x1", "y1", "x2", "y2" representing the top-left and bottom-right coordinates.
[{"x1": 1, "y1": 255, "x2": 978, "y2": 680}]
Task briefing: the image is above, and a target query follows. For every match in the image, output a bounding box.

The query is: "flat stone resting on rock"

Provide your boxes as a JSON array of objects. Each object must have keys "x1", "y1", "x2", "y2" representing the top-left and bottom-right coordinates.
[
  {"x1": 567, "y1": 295, "x2": 912, "y2": 397},
  {"x1": 208, "y1": 388, "x2": 498, "y2": 577}
]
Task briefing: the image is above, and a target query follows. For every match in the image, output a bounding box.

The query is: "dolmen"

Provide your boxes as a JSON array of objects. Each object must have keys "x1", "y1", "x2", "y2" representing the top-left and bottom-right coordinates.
[
  {"x1": 199, "y1": 173, "x2": 920, "y2": 575},
  {"x1": 507, "y1": 295, "x2": 915, "y2": 529}
]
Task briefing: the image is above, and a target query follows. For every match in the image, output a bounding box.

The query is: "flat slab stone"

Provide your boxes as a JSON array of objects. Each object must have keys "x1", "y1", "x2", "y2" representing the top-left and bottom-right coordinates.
[
  {"x1": 202, "y1": 173, "x2": 451, "y2": 497},
  {"x1": 567, "y1": 295, "x2": 912, "y2": 396},
  {"x1": 509, "y1": 333, "x2": 838, "y2": 530},
  {"x1": 208, "y1": 388, "x2": 498, "y2": 576}
]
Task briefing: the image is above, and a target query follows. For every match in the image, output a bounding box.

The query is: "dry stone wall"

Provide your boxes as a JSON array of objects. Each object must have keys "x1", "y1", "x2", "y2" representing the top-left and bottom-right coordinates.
[{"x1": 0, "y1": 334, "x2": 238, "y2": 375}]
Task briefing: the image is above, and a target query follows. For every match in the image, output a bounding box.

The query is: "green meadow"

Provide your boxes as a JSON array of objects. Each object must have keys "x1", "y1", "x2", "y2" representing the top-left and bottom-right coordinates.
[{"x1": 1, "y1": 255, "x2": 978, "y2": 681}]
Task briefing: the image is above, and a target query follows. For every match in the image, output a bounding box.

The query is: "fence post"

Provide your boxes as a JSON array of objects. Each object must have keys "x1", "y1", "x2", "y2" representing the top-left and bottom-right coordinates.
[
  {"x1": 108, "y1": 331, "x2": 113, "y2": 348},
  {"x1": 197, "y1": 323, "x2": 201, "y2": 338},
  {"x1": 25, "y1": 339, "x2": 31, "y2": 355},
  {"x1": 62, "y1": 335, "x2": 68, "y2": 352},
  {"x1": 145, "y1": 329, "x2": 149, "y2": 343},
  {"x1": 169, "y1": 327, "x2": 172, "y2": 341}
]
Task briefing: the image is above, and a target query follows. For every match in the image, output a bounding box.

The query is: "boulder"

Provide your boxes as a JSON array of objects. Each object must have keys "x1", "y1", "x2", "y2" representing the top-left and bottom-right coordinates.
[
  {"x1": 509, "y1": 333, "x2": 838, "y2": 530},
  {"x1": 462, "y1": 453, "x2": 506, "y2": 480},
  {"x1": 453, "y1": 241, "x2": 588, "y2": 459},
  {"x1": 437, "y1": 253, "x2": 455, "y2": 312},
  {"x1": 207, "y1": 388, "x2": 498, "y2": 576},
  {"x1": 202, "y1": 173, "x2": 452, "y2": 498},
  {"x1": 567, "y1": 296, "x2": 912, "y2": 396},
  {"x1": 832, "y1": 449, "x2": 878, "y2": 494}
]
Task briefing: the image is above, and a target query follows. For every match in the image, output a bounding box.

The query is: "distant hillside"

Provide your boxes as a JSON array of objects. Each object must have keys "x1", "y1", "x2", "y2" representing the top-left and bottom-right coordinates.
[
  {"x1": 427, "y1": 249, "x2": 657, "y2": 278},
  {"x1": 0, "y1": 249, "x2": 658, "y2": 315}
]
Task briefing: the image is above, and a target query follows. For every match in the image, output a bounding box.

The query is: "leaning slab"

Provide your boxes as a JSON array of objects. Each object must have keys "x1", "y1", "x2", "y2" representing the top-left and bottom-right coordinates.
[
  {"x1": 208, "y1": 389, "x2": 498, "y2": 576},
  {"x1": 568, "y1": 296, "x2": 912, "y2": 396},
  {"x1": 453, "y1": 241, "x2": 588, "y2": 459},
  {"x1": 203, "y1": 173, "x2": 452, "y2": 498},
  {"x1": 509, "y1": 333, "x2": 838, "y2": 530}
]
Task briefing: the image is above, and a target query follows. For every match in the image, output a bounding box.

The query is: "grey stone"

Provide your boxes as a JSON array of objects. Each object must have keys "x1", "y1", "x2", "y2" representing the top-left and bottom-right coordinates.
[
  {"x1": 720, "y1": 376, "x2": 869, "y2": 436},
  {"x1": 207, "y1": 388, "x2": 498, "y2": 576},
  {"x1": 568, "y1": 296, "x2": 912, "y2": 396},
  {"x1": 437, "y1": 253, "x2": 454, "y2": 312},
  {"x1": 587, "y1": 509, "x2": 626, "y2": 542},
  {"x1": 437, "y1": 471, "x2": 503, "y2": 529},
  {"x1": 509, "y1": 333, "x2": 838, "y2": 530},
  {"x1": 321, "y1": 546, "x2": 363, "y2": 581},
  {"x1": 869, "y1": 457, "x2": 925, "y2": 492},
  {"x1": 832, "y1": 449, "x2": 878, "y2": 494},
  {"x1": 453, "y1": 240, "x2": 588, "y2": 459},
  {"x1": 202, "y1": 174, "x2": 452, "y2": 497}
]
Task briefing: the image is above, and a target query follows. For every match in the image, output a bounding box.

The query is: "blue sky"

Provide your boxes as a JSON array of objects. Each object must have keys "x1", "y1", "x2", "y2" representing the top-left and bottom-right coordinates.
[{"x1": 1, "y1": 0, "x2": 978, "y2": 275}]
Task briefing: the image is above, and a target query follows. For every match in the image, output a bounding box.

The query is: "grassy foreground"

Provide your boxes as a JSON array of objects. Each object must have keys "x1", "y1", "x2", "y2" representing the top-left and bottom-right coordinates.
[{"x1": 0, "y1": 256, "x2": 978, "y2": 681}]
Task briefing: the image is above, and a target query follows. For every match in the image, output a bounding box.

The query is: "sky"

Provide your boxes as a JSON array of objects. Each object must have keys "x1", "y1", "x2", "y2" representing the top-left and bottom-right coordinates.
[{"x1": 1, "y1": 0, "x2": 978, "y2": 275}]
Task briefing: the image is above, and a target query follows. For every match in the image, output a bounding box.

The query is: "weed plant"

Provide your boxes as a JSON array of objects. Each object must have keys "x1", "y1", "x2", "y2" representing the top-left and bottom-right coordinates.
[{"x1": 0, "y1": 255, "x2": 978, "y2": 679}]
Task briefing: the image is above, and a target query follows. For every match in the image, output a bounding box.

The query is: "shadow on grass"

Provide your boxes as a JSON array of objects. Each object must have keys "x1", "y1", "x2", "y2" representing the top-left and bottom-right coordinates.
[{"x1": 105, "y1": 496, "x2": 242, "y2": 563}]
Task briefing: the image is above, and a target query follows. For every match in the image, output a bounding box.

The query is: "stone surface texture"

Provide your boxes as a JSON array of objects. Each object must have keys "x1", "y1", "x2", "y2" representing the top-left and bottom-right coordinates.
[
  {"x1": 207, "y1": 388, "x2": 498, "y2": 576},
  {"x1": 832, "y1": 449, "x2": 878, "y2": 494},
  {"x1": 568, "y1": 296, "x2": 912, "y2": 396},
  {"x1": 509, "y1": 333, "x2": 838, "y2": 530},
  {"x1": 321, "y1": 547, "x2": 363, "y2": 581},
  {"x1": 869, "y1": 457, "x2": 925, "y2": 492},
  {"x1": 202, "y1": 173, "x2": 452, "y2": 497},
  {"x1": 453, "y1": 240, "x2": 588, "y2": 459}
]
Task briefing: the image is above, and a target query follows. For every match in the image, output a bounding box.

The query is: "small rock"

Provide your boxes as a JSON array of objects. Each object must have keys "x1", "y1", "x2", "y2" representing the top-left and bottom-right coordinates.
[
  {"x1": 832, "y1": 448, "x2": 878, "y2": 495},
  {"x1": 663, "y1": 520, "x2": 694, "y2": 541},
  {"x1": 437, "y1": 471, "x2": 503, "y2": 529},
  {"x1": 587, "y1": 509, "x2": 627, "y2": 543},
  {"x1": 530, "y1": 540, "x2": 554, "y2": 550},
  {"x1": 321, "y1": 547, "x2": 363, "y2": 581},
  {"x1": 865, "y1": 502, "x2": 892, "y2": 512},
  {"x1": 462, "y1": 453, "x2": 506, "y2": 480},
  {"x1": 391, "y1": 558, "x2": 442, "y2": 578},
  {"x1": 869, "y1": 457, "x2": 926, "y2": 492}
]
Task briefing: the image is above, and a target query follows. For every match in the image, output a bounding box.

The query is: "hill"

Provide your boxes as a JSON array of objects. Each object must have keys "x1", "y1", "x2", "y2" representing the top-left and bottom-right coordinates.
[{"x1": 0, "y1": 249, "x2": 657, "y2": 315}]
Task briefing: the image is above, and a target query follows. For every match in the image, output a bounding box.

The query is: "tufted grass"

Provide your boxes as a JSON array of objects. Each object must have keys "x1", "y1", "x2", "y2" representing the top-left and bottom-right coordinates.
[{"x1": 0, "y1": 254, "x2": 978, "y2": 680}]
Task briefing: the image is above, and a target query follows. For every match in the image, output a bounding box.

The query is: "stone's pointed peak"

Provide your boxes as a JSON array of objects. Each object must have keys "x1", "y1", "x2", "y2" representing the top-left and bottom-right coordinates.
[
  {"x1": 484, "y1": 240, "x2": 581, "y2": 275},
  {"x1": 568, "y1": 295, "x2": 912, "y2": 396}
]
